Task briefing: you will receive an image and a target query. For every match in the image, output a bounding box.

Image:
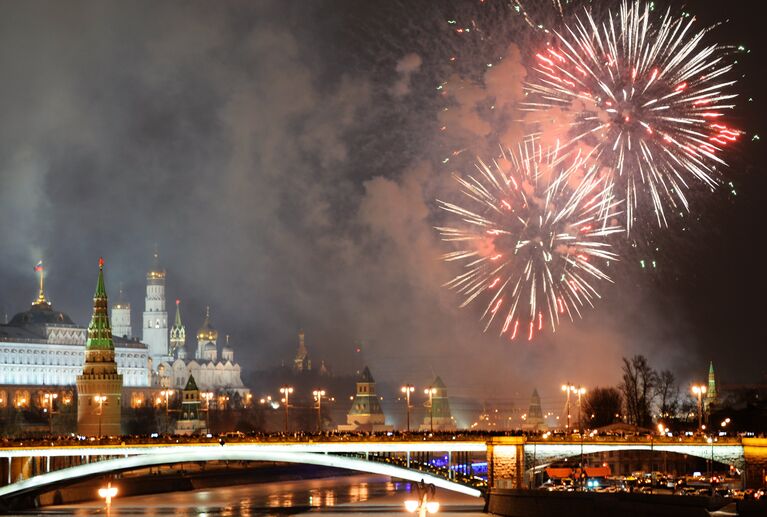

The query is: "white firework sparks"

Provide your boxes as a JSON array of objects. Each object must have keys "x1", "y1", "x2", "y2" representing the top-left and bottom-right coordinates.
[
  {"x1": 437, "y1": 143, "x2": 623, "y2": 341},
  {"x1": 525, "y1": 0, "x2": 740, "y2": 230}
]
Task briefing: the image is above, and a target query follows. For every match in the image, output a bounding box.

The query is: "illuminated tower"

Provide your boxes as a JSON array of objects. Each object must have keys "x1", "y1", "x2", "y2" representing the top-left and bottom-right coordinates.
[
  {"x1": 170, "y1": 299, "x2": 186, "y2": 359},
  {"x1": 705, "y1": 361, "x2": 718, "y2": 411},
  {"x1": 523, "y1": 388, "x2": 547, "y2": 431},
  {"x1": 111, "y1": 287, "x2": 132, "y2": 339},
  {"x1": 341, "y1": 366, "x2": 388, "y2": 431},
  {"x1": 76, "y1": 258, "x2": 123, "y2": 436},
  {"x1": 293, "y1": 330, "x2": 311, "y2": 372},
  {"x1": 420, "y1": 376, "x2": 455, "y2": 432},
  {"x1": 142, "y1": 251, "x2": 169, "y2": 365}
]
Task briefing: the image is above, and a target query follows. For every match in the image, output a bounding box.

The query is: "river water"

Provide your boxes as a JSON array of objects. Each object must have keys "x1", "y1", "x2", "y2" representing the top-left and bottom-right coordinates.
[{"x1": 20, "y1": 475, "x2": 484, "y2": 517}]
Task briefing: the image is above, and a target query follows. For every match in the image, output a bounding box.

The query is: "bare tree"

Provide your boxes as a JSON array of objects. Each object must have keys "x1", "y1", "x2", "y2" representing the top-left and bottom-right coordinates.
[
  {"x1": 655, "y1": 369, "x2": 679, "y2": 420},
  {"x1": 620, "y1": 355, "x2": 657, "y2": 428},
  {"x1": 583, "y1": 387, "x2": 623, "y2": 429}
]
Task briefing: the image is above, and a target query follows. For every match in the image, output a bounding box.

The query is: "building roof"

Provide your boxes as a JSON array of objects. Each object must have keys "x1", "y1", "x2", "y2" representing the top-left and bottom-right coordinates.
[
  {"x1": 0, "y1": 323, "x2": 47, "y2": 342},
  {"x1": 197, "y1": 306, "x2": 218, "y2": 341},
  {"x1": 86, "y1": 258, "x2": 115, "y2": 351},
  {"x1": 8, "y1": 302, "x2": 75, "y2": 328},
  {"x1": 184, "y1": 374, "x2": 199, "y2": 391},
  {"x1": 359, "y1": 366, "x2": 375, "y2": 383}
]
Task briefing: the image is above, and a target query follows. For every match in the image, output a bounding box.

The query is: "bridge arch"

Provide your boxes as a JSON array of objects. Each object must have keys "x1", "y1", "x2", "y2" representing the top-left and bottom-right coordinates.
[
  {"x1": 0, "y1": 449, "x2": 483, "y2": 502},
  {"x1": 524, "y1": 443, "x2": 745, "y2": 472}
]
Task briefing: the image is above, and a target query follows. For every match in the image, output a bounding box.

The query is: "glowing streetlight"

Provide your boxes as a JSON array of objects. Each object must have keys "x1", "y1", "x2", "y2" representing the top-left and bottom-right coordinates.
[
  {"x1": 312, "y1": 390, "x2": 326, "y2": 433},
  {"x1": 94, "y1": 395, "x2": 107, "y2": 437},
  {"x1": 279, "y1": 385, "x2": 294, "y2": 433},
  {"x1": 692, "y1": 385, "x2": 707, "y2": 432},
  {"x1": 98, "y1": 481, "x2": 118, "y2": 512},
  {"x1": 160, "y1": 389, "x2": 173, "y2": 415},
  {"x1": 401, "y1": 384, "x2": 415, "y2": 432},
  {"x1": 43, "y1": 392, "x2": 58, "y2": 434},
  {"x1": 424, "y1": 387, "x2": 437, "y2": 433},
  {"x1": 576, "y1": 386, "x2": 586, "y2": 431},
  {"x1": 201, "y1": 392, "x2": 213, "y2": 432},
  {"x1": 561, "y1": 384, "x2": 576, "y2": 432},
  {"x1": 405, "y1": 480, "x2": 439, "y2": 517}
]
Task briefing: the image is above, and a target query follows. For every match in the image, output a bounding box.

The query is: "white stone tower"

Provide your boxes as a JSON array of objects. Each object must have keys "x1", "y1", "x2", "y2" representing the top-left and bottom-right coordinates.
[
  {"x1": 142, "y1": 251, "x2": 169, "y2": 366},
  {"x1": 111, "y1": 287, "x2": 132, "y2": 339},
  {"x1": 170, "y1": 299, "x2": 186, "y2": 359}
]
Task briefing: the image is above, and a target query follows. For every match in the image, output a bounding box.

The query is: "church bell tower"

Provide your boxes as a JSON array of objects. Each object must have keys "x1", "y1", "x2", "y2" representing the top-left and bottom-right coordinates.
[{"x1": 142, "y1": 250, "x2": 169, "y2": 366}]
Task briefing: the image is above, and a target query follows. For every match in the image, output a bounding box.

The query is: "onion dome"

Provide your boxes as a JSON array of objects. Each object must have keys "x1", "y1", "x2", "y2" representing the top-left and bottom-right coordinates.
[{"x1": 196, "y1": 306, "x2": 218, "y2": 342}]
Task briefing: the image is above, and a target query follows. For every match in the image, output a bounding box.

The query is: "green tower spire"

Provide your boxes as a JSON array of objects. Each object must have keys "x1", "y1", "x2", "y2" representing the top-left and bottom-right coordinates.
[
  {"x1": 86, "y1": 257, "x2": 114, "y2": 350},
  {"x1": 707, "y1": 361, "x2": 717, "y2": 401}
]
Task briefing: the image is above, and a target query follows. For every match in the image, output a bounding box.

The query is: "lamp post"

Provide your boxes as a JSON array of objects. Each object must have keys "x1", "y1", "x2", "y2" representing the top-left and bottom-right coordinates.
[
  {"x1": 160, "y1": 390, "x2": 173, "y2": 415},
  {"x1": 94, "y1": 395, "x2": 107, "y2": 438},
  {"x1": 201, "y1": 392, "x2": 213, "y2": 433},
  {"x1": 692, "y1": 385, "x2": 707, "y2": 432},
  {"x1": 401, "y1": 385, "x2": 415, "y2": 432},
  {"x1": 424, "y1": 387, "x2": 437, "y2": 433},
  {"x1": 561, "y1": 384, "x2": 575, "y2": 433},
  {"x1": 280, "y1": 386, "x2": 293, "y2": 433},
  {"x1": 43, "y1": 392, "x2": 58, "y2": 434},
  {"x1": 576, "y1": 387, "x2": 586, "y2": 432},
  {"x1": 313, "y1": 390, "x2": 326, "y2": 433}
]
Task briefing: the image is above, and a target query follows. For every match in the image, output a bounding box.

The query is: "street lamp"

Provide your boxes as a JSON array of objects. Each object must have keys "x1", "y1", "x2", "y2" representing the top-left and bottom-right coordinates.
[
  {"x1": 160, "y1": 390, "x2": 173, "y2": 415},
  {"x1": 576, "y1": 387, "x2": 586, "y2": 432},
  {"x1": 279, "y1": 385, "x2": 294, "y2": 433},
  {"x1": 43, "y1": 392, "x2": 58, "y2": 434},
  {"x1": 201, "y1": 392, "x2": 213, "y2": 433},
  {"x1": 401, "y1": 384, "x2": 415, "y2": 432},
  {"x1": 424, "y1": 387, "x2": 437, "y2": 433},
  {"x1": 561, "y1": 384, "x2": 576, "y2": 433},
  {"x1": 98, "y1": 481, "x2": 118, "y2": 513},
  {"x1": 94, "y1": 395, "x2": 107, "y2": 437},
  {"x1": 312, "y1": 390, "x2": 326, "y2": 433},
  {"x1": 692, "y1": 385, "x2": 707, "y2": 432}
]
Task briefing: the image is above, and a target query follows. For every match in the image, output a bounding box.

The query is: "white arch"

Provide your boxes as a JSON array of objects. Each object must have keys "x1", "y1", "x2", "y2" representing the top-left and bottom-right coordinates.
[{"x1": 0, "y1": 450, "x2": 482, "y2": 499}]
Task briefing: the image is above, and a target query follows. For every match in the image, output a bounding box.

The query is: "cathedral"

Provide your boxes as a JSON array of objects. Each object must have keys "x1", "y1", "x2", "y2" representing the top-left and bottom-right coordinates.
[{"x1": 0, "y1": 252, "x2": 249, "y2": 414}]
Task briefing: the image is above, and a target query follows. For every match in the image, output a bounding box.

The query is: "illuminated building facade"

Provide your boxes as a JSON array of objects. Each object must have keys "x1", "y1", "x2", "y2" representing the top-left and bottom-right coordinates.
[{"x1": 157, "y1": 304, "x2": 249, "y2": 398}]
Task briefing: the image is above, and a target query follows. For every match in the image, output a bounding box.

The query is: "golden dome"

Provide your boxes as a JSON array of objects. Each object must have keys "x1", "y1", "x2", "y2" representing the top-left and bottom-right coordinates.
[{"x1": 197, "y1": 306, "x2": 218, "y2": 342}]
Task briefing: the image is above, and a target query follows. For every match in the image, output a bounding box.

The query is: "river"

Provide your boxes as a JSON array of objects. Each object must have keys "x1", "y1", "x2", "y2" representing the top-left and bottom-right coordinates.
[{"x1": 19, "y1": 475, "x2": 485, "y2": 517}]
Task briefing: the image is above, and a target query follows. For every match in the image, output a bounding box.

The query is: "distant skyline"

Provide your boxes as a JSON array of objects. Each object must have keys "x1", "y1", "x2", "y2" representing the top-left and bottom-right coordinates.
[{"x1": 0, "y1": 0, "x2": 764, "y2": 398}]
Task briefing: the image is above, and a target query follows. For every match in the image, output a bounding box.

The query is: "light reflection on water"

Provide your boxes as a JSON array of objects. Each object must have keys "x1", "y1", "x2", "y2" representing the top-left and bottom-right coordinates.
[{"x1": 21, "y1": 475, "x2": 456, "y2": 517}]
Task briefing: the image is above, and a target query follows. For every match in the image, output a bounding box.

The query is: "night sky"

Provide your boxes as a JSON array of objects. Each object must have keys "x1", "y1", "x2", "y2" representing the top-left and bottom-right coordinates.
[{"x1": 0, "y1": 0, "x2": 763, "y2": 403}]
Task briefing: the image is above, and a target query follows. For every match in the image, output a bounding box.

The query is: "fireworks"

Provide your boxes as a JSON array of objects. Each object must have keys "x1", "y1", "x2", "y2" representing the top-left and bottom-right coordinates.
[
  {"x1": 437, "y1": 144, "x2": 622, "y2": 340},
  {"x1": 525, "y1": 1, "x2": 740, "y2": 230}
]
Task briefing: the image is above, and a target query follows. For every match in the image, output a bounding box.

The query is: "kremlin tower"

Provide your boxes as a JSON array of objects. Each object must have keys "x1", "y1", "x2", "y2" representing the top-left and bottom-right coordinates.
[
  {"x1": 170, "y1": 299, "x2": 186, "y2": 359},
  {"x1": 111, "y1": 287, "x2": 132, "y2": 339},
  {"x1": 76, "y1": 258, "x2": 123, "y2": 436},
  {"x1": 293, "y1": 330, "x2": 311, "y2": 372},
  {"x1": 142, "y1": 251, "x2": 169, "y2": 365}
]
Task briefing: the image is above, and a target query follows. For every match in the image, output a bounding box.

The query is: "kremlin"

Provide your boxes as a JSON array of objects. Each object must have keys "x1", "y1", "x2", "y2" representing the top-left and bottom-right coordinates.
[{"x1": 0, "y1": 254, "x2": 248, "y2": 434}]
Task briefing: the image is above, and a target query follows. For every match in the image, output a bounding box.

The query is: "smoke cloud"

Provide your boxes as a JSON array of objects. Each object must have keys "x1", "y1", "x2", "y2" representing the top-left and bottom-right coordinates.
[{"x1": 0, "y1": 0, "x2": 749, "y2": 413}]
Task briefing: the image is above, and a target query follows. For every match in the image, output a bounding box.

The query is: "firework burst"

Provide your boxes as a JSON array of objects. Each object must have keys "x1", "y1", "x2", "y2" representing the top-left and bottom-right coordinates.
[
  {"x1": 437, "y1": 144, "x2": 623, "y2": 341},
  {"x1": 525, "y1": 1, "x2": 740, "y2": 230}
]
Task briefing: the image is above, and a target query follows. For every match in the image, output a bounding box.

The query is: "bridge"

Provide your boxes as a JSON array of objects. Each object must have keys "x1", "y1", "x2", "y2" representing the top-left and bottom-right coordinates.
[{"x1": 0, "y1": 435, "x2": 765, "y2": 508}]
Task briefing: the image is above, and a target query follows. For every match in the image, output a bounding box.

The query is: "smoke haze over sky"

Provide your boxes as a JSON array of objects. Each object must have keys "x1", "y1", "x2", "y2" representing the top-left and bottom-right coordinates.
[{"x1": 0, "y1": 0, "x2": 764, "y2": 404}]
